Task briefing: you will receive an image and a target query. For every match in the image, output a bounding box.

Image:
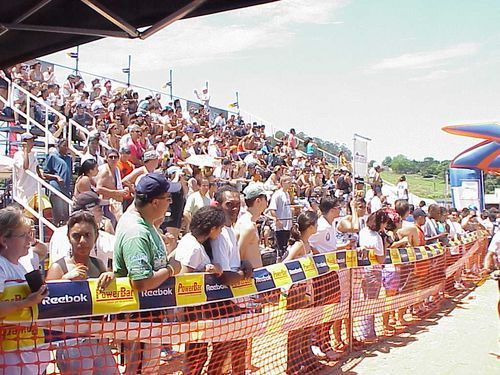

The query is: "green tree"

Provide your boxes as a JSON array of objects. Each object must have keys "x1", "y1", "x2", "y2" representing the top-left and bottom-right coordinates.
[{"x1": 382, "y1": 156, "x2": 392, "y2": 167}]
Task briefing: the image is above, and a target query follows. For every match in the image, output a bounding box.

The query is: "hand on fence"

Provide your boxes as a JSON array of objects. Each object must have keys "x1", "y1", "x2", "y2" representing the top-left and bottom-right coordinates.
[
  {"x1": 205, "y1": 263, "x2": 223, "y2": 276},
  {"x1": 96, "y1": 271, "x2": 115, "y2": 291},
  {"x1": 63, "y1": 264, "x2": 88, "y2": 280},
  {"x1": 24, "y1": 284, "x2": 49, "y2": 307}
]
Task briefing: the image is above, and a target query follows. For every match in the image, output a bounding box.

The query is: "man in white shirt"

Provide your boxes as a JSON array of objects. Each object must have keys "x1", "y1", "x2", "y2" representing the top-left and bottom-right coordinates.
[
  {"x1": 207, "y1": 185, "x2": 253, "y2": 374},
  {"x1": 183, "y1": 177, "x2": 211, "y2": 224},
  {"x1": 268, "y1": 175, "x2": 294, "y2": 257},
  {"x1": 308, "y1": 197, "x2": 345, "y2": 360},
  {"x1": 483, "y1": 230, "x2": 500, "y2": 271},
  {"x1": 13, "y1": 132, "x2": 40, "y2": 205}
]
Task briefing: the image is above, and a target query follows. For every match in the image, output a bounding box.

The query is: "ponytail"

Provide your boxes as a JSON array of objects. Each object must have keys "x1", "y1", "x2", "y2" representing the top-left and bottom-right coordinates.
[{"x1": 290, "y1": 223, "x2": 301, "y2": 243}]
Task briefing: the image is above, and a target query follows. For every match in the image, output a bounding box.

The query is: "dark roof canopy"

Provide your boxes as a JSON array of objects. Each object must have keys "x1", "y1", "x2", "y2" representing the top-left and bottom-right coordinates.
[{"x1": 0, "y1": 0, "x2": 277, "y2": 68}]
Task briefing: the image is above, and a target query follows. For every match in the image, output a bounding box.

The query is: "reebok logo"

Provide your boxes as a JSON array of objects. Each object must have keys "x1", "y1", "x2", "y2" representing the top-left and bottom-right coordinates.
[
  {"x1": 206, "y1": 284, "x2": 228, "y2": 292},
  {"x1": 141, "y1": 288, "x2": 173, "y2": 297},
  {"x1": 42, "y1": 293, "x2": 88, "y2": 305}
]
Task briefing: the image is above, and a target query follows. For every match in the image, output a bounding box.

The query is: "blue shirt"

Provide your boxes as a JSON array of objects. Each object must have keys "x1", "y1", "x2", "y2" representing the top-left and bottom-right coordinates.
[{"x1": 44, "y1": 151, "x2": 72, "y2": 197}]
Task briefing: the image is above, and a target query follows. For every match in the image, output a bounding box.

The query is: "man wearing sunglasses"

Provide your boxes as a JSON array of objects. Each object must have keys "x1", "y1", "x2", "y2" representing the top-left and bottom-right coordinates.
[{"x1": 113, "y1": 172, "x2": 182, "y2": 375}]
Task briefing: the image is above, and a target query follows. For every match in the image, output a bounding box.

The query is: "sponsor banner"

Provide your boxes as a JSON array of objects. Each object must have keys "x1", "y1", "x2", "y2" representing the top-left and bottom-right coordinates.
[
  {"x1": 268, "y1": 263, "x2": 293, "y2": 287},
  {"x1": 399, "y1": 248, "x2": 409, "y2": 263},
  {"x1": 229, "y1": 277, "x2": 258, "y2": 297},
  {"x1": 40, "y1": 280, "x2": 92, "y2": 319},
  {"x1": 335, "y1": 251, "x2": 347, "y2": 268},
  {"x1": 204, "y1": 275, "x2": 233, "y2": 301},
  {"x1": 175, "y1": 274, "x2": 206, "y2": 306},
  {"x1": 90, "y1": 278, "x2": 139, "y2": 315},
  {"x1": 299, "y1": 257, "x2": 319, "y2": 278},
  {"x1": 406, "y1": 247, "x2": 417, "y2": 262},
  {"x1": 389, "y1": 248, "x2": 402, "y2": 264},
  {"x1": 285, "y1": 261, "x2": 306, "y2": 283},
  {"x1": 253, "y1": 268, "x2": 276, "y2": 292},
  {"x1": 313, "y1": 255, "x2": 330, "y2": 274},
  {"x1": 345, "y1": 250, "x2": 358, "y2": 268},
  {"x1": 368, "y1": 249, "x2": 380, "y2": 265},
  {"x1": 1, "y1": 230, "x2": 487, "y2": 322},
  {"x1": 0, "y1": 281, "x2": 44, "y2": 350},
  {"x1": 324, "y1": 252, "x2": 340, "y2": 270},
  {"x1": 138, "y1": 278, "x2": 175, "y2": 311}
]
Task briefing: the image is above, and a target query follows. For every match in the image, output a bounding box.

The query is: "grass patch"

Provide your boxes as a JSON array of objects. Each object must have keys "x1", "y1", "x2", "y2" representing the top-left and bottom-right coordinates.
[{"x1": 381, "y1": 170, "x2": 447, "y2": 200}]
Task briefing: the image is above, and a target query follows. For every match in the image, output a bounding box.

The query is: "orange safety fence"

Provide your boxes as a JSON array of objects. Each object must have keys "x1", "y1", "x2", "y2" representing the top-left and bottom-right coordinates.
[{"x1": 0, "y1": 231, "x2": 489, "y2": 375}]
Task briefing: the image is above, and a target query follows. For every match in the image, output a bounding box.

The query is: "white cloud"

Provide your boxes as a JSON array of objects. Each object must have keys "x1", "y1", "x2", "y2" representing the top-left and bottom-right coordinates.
[
  {"x1": 408, "y1": 67, "x2": 467, "y2": 82},
  {"x1": 47, "y1": 0, "x2": 346, "y2": 71},
  {"x1": 370, "y1": 43, "x2": 480, "y2": 71}
]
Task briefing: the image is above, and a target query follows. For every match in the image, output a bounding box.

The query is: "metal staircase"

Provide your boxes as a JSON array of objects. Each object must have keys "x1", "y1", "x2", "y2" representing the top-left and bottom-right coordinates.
[{"x1": 0, "y1": 76, "x2": 110, "y2": 240}]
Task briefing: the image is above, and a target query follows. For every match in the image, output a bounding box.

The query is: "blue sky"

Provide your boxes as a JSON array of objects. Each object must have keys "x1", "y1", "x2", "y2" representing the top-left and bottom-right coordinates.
[{"x1": 42, "y1": 0, "x2": 500, "y2": 163}]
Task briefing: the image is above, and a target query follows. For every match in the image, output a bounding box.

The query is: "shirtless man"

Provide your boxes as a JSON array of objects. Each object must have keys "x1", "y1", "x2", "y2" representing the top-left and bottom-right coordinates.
[
  {"x1": 235, "y1": 184, "x2": 268, "y2": 268},
  {"x1": 122, "y1": 150, "x2": 159, "y2": 187},
  {"x1": 395, "y1": 199, "x2": 421, "y2": 246},
  {"x1": 96, "y1": 148, "x2": 129, "y2": 228}
]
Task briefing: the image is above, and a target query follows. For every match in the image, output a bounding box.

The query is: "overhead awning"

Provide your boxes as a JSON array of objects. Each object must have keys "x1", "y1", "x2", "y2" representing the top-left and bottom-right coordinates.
[{"x1": 0, "y1": 0, "x2": 278, "y2": 68}]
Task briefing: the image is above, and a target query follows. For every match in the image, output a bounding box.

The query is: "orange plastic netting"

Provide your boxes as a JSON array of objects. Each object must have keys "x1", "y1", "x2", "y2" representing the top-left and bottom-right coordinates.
[{"x1": 0, "y1": 233, "x2": 488, "y2": 375}]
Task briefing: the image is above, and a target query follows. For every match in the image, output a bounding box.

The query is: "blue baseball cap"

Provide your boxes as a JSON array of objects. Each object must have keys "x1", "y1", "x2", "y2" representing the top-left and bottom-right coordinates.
[{"x1": 136, "y1": 173, "x2": 181, "y2": 199}]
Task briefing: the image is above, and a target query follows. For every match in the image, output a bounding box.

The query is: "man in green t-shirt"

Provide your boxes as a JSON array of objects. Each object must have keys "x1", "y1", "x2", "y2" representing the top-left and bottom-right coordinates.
[{"x1": 113, "y1": 172, "x2": 182, "y2": 375}]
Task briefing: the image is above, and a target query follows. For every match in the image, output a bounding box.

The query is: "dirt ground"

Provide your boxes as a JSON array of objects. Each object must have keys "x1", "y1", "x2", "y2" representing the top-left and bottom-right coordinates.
[{"x1": 324, "y1": 278, "x2": 499, "y2": 375}]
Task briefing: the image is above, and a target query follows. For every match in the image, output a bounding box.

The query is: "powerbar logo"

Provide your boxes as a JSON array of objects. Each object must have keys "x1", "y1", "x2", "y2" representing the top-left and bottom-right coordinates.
[
  {"x1": 177, "y1": 282, "x2": 202, "y2": 295},
  {"x1": 96, "y1": 287, "x2": 135, "y2": 302},
  {"x1": 206, "y1": 284, "x2": 229, "y2": 292},
  {"x1": 272, "y1": 269, "x2": 289, "y2": 281},
  {"x1": 316, "y1": 262, "x2": 327, "y2": 268},
  {"x1": 302, "y1": 262, "x2": 316, "y2": 273},
  {"x1": 42, "y1": 293, "x2": 88, "y2": 305},
  {"x1": 288, "y1": 268, "x2": 303, "y2": 276},
  {"x1": 231, "y1": 278, "x2": 254, "y2": 289},
  {"x1": 255, "y1": 275, "x2": 272, "y2": 283},
  {"x1": 141, "y1": 288, "x2": 173, "y2": 297}
]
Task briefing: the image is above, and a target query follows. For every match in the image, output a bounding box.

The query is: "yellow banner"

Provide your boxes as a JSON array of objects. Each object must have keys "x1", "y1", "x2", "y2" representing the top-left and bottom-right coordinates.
[
  {"x1": 299, "y1": 257, "x2": 319, "y2": 279},
  {"x1": 389, "y1": 248, "x2": 402, "y2": 264},
  {"x1": 230, "y1": 278, "x2": 258, "y2": 297},
  {"x1": 325, "y1": 252, "x2": 339, "y2": 270},
  {"x1": 176, "y1": 274, "x2": 206, "y2": 306},
  {"x1": 345, "y1": 250, "x2": 358, "y2": 268},
  {"x1": 0, "y1": 282, "x2": 44, "y2": 350},
  {"x1": 268, "y1": 263, "x2": 293, "y2": 287},
  {"x1": 90, "y1": 278, "x2": 139, "y2": 315},
  {"x1": 406, "y1": 247, "x2": 416, "y2": 262}
]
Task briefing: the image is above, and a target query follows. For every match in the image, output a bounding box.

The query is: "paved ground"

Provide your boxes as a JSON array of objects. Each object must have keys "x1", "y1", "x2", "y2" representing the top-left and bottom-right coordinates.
[{"x1": 327, "y1": 279, "x2": 499, "y2": 375}]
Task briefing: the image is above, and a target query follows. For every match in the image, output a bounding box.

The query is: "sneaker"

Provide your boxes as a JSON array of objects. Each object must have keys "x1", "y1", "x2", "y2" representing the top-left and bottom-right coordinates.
[{"x1": 310, "y1": 345, "x2": 326, "y2": 359}]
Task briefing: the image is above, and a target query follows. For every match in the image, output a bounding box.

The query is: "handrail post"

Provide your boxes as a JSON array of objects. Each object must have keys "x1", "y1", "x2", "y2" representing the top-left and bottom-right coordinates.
[
  {"x1": 37, "y1": 179, "x2": 44, "y2": 242},
  {"x1": 348, "y1": 267, "x2": 354, "y2": 354}
]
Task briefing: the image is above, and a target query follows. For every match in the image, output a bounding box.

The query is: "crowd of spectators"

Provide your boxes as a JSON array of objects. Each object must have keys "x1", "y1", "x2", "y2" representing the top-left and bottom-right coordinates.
[{"x1": 0, "y1": 62, "x2": 499, "y2": 375}]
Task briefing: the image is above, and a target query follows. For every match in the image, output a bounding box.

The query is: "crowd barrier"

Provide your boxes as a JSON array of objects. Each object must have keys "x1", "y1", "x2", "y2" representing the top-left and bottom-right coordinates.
[{"x1": 0, "y1": 231, "x2": 489, "y2": 374}]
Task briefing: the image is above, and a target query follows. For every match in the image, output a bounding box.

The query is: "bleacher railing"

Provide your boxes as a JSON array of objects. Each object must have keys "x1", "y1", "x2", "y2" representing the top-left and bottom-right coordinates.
[{"x1": 0, "y1": 231, "x2": 488, "y2": 374}]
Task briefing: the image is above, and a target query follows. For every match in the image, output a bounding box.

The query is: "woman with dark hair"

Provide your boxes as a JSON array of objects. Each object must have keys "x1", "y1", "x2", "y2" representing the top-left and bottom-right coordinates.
[
  {"x1": 283, "y1": 211, "x2": 324, "y2": 374},
  {"x1": 175, "y1": 206, "x2": 225, "y2": 375},
  {"x1": 284, "y1": 211, "x2": 318, "y2": 261},
  {"x1": 46, "y1": 210, "x2": 118, "y2": 374},
  {"x1": 382, "y1": 208, "x2": 411, "y2": 331},
  {"x1": 74, "y1": 158, "x2": 98, "y2": 197},
  {"x1": 356, "y1": 209, "x2": 390, "y2": 344}
]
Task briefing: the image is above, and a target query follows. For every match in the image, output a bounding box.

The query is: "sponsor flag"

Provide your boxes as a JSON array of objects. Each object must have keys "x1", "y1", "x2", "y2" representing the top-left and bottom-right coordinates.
[
  {"x1": 228, "y1": 101, "x2": 238, "y2": 108},
  {"x1": 162, "y1": 81, "x2": 172, "y2": 88},
  {"x1": 122, "y1": 67, "x2": 130, "y2": 73},
  {"x1": 66, "y1": 52, "x2": 78, "y2": 59},
  {"x1": 353, "y1": 134, "x2": 368, "y2": 177}
]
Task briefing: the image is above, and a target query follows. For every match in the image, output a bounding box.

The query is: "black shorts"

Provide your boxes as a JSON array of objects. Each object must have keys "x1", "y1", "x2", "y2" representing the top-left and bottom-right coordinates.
[
  {"x1": 0, "y1": 78, "x2": 8, "y2": 90},
  {"x1": 160, "y1": 191, "x2": 185, "y2": 230}
]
